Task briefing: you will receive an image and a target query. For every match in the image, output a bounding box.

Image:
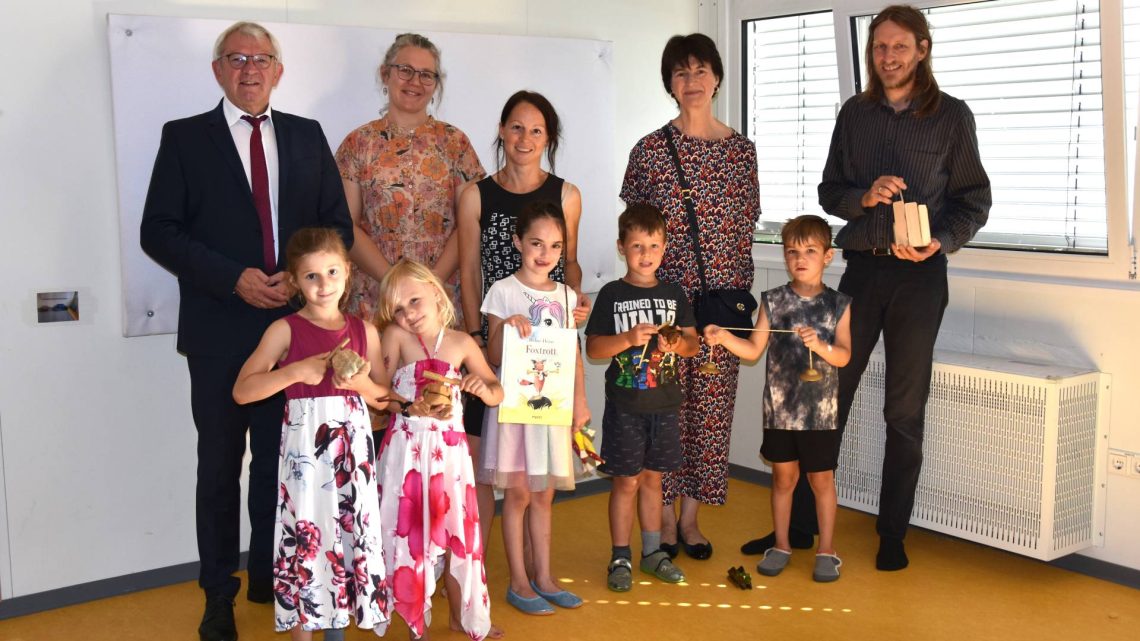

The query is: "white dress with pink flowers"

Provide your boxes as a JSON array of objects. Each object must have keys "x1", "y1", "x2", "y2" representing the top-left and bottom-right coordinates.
[{"x1": 374, "y1": 351, "x2": 491, "y2": 640}]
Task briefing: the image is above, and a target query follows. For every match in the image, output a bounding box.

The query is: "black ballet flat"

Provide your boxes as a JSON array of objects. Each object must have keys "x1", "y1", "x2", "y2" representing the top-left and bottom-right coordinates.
[
  {"x1": 659, "y1": 541, "x2": 680, "y2": 560},
  {"x1": 678, "y1": 528, "x2": 713, "y2": 560}
]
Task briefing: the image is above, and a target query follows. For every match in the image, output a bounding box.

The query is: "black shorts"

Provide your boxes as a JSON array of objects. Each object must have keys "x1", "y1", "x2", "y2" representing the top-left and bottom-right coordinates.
[
  {"x1": 760, "y1": 428, "x2": 842, "y2": 473},
  {"x1": 598, "y1": 403, "x2": 682, "y2": 477},
  {"x1": 463, "y1": 394, "x2": 486, "y2": 437}
]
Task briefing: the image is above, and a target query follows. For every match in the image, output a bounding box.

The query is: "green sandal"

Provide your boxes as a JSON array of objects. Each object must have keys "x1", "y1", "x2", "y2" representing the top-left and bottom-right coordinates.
[
  {"x1": 640, "y1": 549, "x2": 686, "y2": 583},
  {"x1": 608, "y1": 558, "x2": 633, "y2": 592}
]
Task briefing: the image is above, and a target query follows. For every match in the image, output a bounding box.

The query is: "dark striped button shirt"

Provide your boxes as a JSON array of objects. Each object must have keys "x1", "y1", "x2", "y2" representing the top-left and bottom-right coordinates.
[{"x1": 818, "y1": 92, "x2": 991, "y2": 253}]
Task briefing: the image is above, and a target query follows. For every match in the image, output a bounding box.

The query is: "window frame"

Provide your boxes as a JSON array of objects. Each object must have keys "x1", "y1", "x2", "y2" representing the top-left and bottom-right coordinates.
[{"x1": 719, "y1": 0, "x2": 1135, "y2": 282}]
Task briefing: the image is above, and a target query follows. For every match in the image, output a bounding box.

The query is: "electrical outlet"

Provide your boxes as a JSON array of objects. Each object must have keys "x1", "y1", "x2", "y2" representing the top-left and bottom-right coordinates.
[
  {"x1": 1108, "y1": 451, "x2": 1128, "y2": 475},
  {"x1": 1129, "y1": 455, "x2": 1140, "y2": 478}
]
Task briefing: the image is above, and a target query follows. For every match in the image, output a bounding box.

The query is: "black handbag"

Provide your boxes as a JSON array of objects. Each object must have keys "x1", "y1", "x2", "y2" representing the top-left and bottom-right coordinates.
[{"x1": 661, "y1": 126, "x2": 757, "y2": 338}]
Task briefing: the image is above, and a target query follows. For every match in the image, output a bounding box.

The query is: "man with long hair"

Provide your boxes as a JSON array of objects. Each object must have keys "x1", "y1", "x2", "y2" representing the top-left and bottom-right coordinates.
[{"x1": 742, "y1": 5, "x2": 990, "y2": 572}]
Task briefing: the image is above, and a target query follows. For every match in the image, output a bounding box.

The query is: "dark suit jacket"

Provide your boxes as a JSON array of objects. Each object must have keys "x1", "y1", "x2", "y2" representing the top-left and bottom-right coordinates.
[{"x1": 140, "y1": 100, "x2": 353, "y2": 357}]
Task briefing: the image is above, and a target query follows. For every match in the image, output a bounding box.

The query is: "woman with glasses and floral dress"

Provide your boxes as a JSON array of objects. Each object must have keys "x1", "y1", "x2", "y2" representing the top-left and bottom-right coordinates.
[{"x1": 336, "y1": 33, "x2": 485, "y2": 326}]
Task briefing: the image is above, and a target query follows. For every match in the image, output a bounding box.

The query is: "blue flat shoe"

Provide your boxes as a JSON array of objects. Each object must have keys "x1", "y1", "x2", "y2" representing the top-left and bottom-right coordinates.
[
  {"x1": 530, "y1": 580, "x2": 583, "y2": 609},
  {"x1": 506, "y1": 587, "x2": 554, "y2": 615}
]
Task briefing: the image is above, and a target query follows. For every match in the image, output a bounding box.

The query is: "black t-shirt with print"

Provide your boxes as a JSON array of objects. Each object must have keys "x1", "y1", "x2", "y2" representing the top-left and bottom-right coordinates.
[{"x1": 585, "y1": 279, "x2": 696, "y2": 414}]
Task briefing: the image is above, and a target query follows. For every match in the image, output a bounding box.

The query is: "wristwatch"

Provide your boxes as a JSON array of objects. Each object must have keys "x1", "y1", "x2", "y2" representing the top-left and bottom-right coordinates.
[{"x1": 397, "y1": 399, "x2": 413, "y2": 417}]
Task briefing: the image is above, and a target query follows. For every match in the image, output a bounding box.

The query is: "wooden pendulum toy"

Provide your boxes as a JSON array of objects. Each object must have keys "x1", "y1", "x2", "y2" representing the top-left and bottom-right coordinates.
[
  {"x1": 697, "y1": 336, "x2": 722, "y2": 375},
  {"x1": 715, "y1": 326, "x2": 823, "y2": 383},
  {"x1": 330, "y1": 336, "x2": 366, "y2": 379},
  {"x1": 639, "y1": 323, "x2": 682, "y2": 367},
  {"x1": 800, "y1": 348, "x2": 823, "y2": 383},
  {"x1": 421, "y1": 370, "x2": 460, "y2": 419}
]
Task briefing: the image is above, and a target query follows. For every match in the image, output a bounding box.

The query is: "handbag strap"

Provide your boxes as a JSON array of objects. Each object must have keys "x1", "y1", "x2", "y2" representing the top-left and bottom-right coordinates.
[{"x1": 660, "y1": 125, "x2": 710, "y2": 294}]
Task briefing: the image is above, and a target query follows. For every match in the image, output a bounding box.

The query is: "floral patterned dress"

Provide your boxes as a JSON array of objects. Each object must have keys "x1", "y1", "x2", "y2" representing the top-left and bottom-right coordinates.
[
  {"x1": 620, "y1": 123, "x2": 761, "y2": 506},
  {"x1": 375, "y1": 331, "x2": 491, "y2": 640},
  {"x1": 336, "y1": 116, "x2": 486, "y2": 325},
  {"x1": 273, "y1": 314, "x2": 388, "y2": 632}
]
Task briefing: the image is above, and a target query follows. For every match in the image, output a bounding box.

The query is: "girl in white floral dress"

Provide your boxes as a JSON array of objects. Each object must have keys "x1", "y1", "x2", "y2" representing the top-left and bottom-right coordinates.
[{"x1": 234, "y1": 229, "x2": 395, "y2": 639}]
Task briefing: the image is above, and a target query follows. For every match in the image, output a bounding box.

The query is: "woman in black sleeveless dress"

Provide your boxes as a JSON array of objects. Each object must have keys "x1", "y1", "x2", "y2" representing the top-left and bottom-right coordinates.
[{"x1": 457, "y1": 90, "x2": 589, "y2": 556}]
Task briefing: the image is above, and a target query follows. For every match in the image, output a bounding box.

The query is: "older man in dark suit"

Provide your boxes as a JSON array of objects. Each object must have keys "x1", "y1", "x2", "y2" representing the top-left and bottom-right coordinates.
[{"x1": 140, "y1": 21, "x2": 352, "y2": 641}]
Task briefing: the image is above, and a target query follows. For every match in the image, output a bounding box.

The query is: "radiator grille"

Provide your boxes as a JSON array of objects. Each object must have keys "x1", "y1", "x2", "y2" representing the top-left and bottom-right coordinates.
[{"x1": 836, "y1": 351, "x2": 1107, "y2": 560}]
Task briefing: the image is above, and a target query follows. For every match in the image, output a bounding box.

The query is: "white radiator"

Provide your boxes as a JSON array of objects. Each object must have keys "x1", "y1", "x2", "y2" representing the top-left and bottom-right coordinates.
[{"x1": 837, "y1": 350, "x2": 1110, "y2": 560}]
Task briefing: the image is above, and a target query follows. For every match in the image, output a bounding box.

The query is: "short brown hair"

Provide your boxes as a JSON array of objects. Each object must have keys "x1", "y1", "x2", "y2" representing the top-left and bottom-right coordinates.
[
  {"x1": 284, "y1": 227, "x2": 351, "y2": 308},
  {"x1": 781, "y1": 215, "x2": 832, "y2": 250},
  {"x1": 618, "y1": 204, "x2": 666, "y2": 242},
  {"x1": 862, "y1": 5, "x2": 941, "y2": 117},
  {"x1": 660, "y1": 33, "x2": 724, "y2": 102},
  {"x1": 285, "y1": 227, "x2": 349, "y2": 274}
]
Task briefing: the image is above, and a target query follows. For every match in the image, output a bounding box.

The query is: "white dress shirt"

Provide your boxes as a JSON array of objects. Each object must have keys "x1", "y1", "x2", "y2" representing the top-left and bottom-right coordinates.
[{"x1": 221, "y1": 97, "x2": 281, "y2": 264}]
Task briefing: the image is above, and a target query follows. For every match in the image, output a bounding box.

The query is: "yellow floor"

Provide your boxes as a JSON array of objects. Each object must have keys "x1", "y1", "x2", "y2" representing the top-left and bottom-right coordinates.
[{"x1": 1, "y1": 479, "x2": 1137, "y2": 641}]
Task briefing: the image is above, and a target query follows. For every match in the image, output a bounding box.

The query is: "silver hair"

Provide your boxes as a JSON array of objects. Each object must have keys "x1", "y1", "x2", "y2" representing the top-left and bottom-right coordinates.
[
  {"x1": 376, "y1": 33, "x2": 444, "y2": 108},
  {"x1": 213, "y1": 21, "x2": 283, "y2": 63}
]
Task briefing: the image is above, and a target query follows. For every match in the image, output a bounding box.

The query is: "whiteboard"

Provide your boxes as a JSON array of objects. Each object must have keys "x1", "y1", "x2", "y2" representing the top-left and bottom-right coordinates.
[{"x1": 108, "y1": 14, "x2": 616, "y2": 337}]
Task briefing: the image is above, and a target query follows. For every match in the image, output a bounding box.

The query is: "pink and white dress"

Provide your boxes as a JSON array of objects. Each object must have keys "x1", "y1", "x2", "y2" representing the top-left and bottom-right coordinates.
[{"x1": 375, "y1": 331, "x2": 491, "y2": 640}]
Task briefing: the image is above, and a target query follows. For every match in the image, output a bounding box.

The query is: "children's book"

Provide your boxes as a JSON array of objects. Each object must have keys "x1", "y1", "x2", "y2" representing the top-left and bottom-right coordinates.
[{"x1": 498, "y1": 325, "x2": 578, "y2": 426}]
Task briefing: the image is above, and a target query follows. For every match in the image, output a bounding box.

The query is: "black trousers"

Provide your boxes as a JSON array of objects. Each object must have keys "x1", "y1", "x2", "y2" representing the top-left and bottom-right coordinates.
[
  {"x1": 188, "y1": 355, "x2": 283, "y2": 599},
  {"x1": 789, "y1": 251, "x2": 948, "y2": 540}
]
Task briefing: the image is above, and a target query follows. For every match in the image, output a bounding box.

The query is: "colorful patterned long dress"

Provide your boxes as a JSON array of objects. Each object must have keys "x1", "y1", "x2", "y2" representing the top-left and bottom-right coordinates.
[
  {"x1": 273, "y1": 314, "x2": 388, "y2": 632},
  {"x1": 336, "y1": 116, "x2": 486, "y2": 326},
  {"x1": 374, "y1": 332, "x2": 491, "y2": 640},
  {"x1": 620, "y1": 123, "x2": 761, "y2": 506}
]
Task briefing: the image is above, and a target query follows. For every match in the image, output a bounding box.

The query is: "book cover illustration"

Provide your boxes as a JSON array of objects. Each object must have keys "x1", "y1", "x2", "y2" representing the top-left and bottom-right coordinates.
[{"x1": 498, "y1": 325, "x2": 578, "y2": 426}]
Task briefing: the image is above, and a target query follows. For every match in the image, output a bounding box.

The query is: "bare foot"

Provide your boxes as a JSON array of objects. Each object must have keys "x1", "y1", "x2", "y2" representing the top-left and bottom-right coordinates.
[{"x1": 449, "y1": 618, "x2": 504, "y2": 639}]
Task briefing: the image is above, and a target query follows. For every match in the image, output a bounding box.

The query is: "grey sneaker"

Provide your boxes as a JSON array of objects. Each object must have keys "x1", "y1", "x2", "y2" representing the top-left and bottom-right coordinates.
[
  {"x1": 756, "y1": 547, "x2": 792, "y2": 577},
  {"x1": 607, "y1": 557, "x2": 633, "y2": 592},
  {"x1": 640, "y1": 549, "x2": 686, "y2": 583},
  {"x1": 813, "y1": 553, "x2": 842, "y2": 582}
]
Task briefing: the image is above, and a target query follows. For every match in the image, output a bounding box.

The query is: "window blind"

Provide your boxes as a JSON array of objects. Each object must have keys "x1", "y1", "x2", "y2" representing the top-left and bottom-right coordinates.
[
  {"x1": 854, "y1": 0, "x2": 1107, "y2": 253},
  {"x1": 743, "y1": 11, "x2": 842, "y2": 242},
  {"x1": 1124, "y1": 0, "x2": 1139, "y2": 228}
]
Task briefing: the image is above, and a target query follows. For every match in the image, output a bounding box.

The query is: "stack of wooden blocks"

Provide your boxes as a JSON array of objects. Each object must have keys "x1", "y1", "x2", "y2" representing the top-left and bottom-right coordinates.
[{"x1": 892, "y1": 196, "x2": 931, "y2": 247}]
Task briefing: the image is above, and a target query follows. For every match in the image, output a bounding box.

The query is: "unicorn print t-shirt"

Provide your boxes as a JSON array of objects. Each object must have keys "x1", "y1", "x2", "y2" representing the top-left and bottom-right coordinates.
[
  {"x1": 584, "y1": 279, "x2": 695, "y2": 414},
  {"x1": 481, "y1": 274, "x2": 578, "y2": 333}
]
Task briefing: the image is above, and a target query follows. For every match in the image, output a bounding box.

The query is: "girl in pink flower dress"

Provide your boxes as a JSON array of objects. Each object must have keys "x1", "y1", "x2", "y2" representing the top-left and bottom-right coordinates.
[
  {"x1": 374, "y1": 259, "x2": 504, "y2": 640},
  {"x1": 234, "y1": 229, "x2": 397, "y2": 639}
]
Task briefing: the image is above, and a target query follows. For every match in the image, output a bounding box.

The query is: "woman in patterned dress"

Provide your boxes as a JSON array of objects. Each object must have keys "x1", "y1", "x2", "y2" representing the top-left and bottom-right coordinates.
[
  {"x1": 336, "y1": 33, "x2": 486, "y2": 326},
  {"x1": 620, "y1": 34, "x2": 761, "y2": 560}
]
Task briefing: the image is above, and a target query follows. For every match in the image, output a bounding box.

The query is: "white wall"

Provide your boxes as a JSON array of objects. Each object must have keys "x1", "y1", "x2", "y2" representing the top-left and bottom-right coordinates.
[{"x1": 0, "y1": 0, "x2": 695, "y2": 598}]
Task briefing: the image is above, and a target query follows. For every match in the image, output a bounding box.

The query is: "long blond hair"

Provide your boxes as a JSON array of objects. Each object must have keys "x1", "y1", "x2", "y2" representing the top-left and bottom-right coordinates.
[{"x1": 375, "y1": 259, "x2": 456, "y2": 330}]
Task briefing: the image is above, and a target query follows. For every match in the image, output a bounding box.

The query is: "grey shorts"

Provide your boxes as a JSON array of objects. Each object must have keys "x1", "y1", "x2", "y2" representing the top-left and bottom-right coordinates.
[{"x1": 598, "y1": 403, "x2": 682, "y2": 477}]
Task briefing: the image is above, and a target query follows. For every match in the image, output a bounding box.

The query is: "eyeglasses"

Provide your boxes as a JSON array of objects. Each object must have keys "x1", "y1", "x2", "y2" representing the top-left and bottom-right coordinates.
[
  {"x1": 220, "y1": 53, "x2": 277, "y2": 70},
  {"x1": 389, "y1": 63, "x2": 439, "y2": 86}
]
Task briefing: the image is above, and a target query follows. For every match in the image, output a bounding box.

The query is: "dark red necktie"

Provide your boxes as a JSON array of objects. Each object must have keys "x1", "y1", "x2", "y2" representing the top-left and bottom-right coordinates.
[{"x1": 242, "y1": 114, "x2": 275, "y2": 272}]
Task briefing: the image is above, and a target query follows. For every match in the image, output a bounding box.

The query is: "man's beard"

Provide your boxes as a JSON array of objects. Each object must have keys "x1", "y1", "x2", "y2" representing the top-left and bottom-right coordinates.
[{"x1": 880, "y1": 66, "x2": 917, "y2": 91}]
